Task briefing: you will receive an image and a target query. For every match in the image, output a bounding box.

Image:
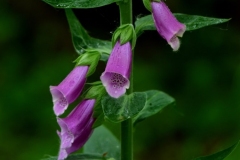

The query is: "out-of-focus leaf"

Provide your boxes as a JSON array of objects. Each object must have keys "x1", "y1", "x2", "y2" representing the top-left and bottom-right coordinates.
[
  {"x1": 192, "y1": 141, "x2": 239, "y2": 160},
  {"x1": 43, "y1": 0, "x2": 122, "y2": 8},
  {"x1": 133, "y1": 90, "x2": 175, "y2": 125},
  {"x1": 84, "y1": 125, "x2": 120, "y2": 160}
]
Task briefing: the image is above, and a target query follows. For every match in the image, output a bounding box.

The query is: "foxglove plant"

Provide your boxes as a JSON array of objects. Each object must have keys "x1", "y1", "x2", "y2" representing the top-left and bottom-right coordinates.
[
  {"x1": 50, "y1": 66, "x2": 88, "y2": 116},
  {"x1": 57, "y1": 99, "x2": 95, "y2": 160},
  {"x1": 100, "y1": 41, "x2": 132, "y2": 98},
  {"x1": 43, "y1": 0, "x2": 231, "y2": 160},
  {"x1": 151, "y1": 1, "x2": 186, "y2": 51}
]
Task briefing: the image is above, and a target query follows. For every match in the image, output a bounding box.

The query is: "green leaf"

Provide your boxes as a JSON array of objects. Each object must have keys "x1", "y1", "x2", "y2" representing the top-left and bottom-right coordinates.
[
  {"x1": 174, "y1": 13, "x2": 231, "y2": 31},
  {"x1": 135, "y1": 14, "x2": 230, "y2": 36},
  {"x1": 192, "y1": 141, "x2": 239, "y2": 160},
  {"x1": 102, "y1": 92, "x2": 146, "y2": 123},
  {"x1": 133, "y1": 90, "x2": 175, "y2": 125},
  {"x1": 43, "y1": 0, "x2": 122, "y2": 8},
  {"x1": 42, "y1": 153, "x2": 109, "y2": 160},
  {"x1": 84, "y1": 125, "x2": 120, "y2": 160},
  {"x1": 65, "y1": 9, "x2": 111, "y2": 61},
  {"x1": 135, "y1": 15, "x2": 156, "y2": 36}
]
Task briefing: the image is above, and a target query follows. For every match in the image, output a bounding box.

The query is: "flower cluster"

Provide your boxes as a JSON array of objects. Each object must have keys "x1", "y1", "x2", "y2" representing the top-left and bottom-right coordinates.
[
  {"x1": 49, "y1": 2, "x2": 184, "y2": 158},
  {"x1": 50, "y1": 66, "x2": 95, "y2": 160},
  {"x1": 50, "y1": 39, "x2": 132, "y2": 159}
]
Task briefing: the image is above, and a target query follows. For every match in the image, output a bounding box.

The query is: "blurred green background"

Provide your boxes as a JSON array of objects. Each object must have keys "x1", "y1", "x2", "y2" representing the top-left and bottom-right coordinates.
[{"x1": 1, "y1": 0, "x2": 240, "y2": 159}]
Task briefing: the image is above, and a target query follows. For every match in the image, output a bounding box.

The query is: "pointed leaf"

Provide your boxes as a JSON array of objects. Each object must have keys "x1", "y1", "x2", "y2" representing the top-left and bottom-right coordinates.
[
  {"x1": 135, "y1": 14, "x2": 230, "y2": 36},
  {"x1": 65, "y1": 9, "x2": 111, "y2": 60},
  {"x1": 135, "y1": 15, "x2": 156, "y2": 36},
  {"x1": 84, "y1": 125, "x2": 120, "y2": 160},
  {"x1": 43, "y1": 0, "x2": 123, "y2": 8},
  {"x1": 192, "y1": 141, "x2": 239, "y2": 160},
  {"x1": 174, "y1": 13, "x2": 231, "y2": 31},
  {"x1": 102, "y1": 92, "x2": 146, "y2": 123},
  {"x1": 133, "y1": 90, "x2": 175, "y2": 125},
  {"x1": 42, "y1": 153, "x2": 109, "y2": 160}
]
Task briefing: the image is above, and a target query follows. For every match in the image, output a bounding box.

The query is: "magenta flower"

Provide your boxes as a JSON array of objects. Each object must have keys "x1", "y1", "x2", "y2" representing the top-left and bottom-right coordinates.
[
  {"x1": 100, "y1": 41, "x2": 132, "y2": 98},
  {"x1": 50, "y1": 66, "x2": 88, "y2": 116},
  {"x1": 151, "y1": 1, "x2": 186, "y2": 51},
  {"x1": 57, "y1": 99, "x2": 95, "y2": 160}
]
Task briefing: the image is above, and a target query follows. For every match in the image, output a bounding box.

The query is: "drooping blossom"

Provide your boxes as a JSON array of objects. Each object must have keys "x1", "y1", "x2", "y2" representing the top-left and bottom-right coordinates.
[
  {"x1": 50, "y1": 66, "x2": 88, "y2": 116},
  {"x1": 100, "y1": 41, "x2": 132, "y2": 98},
  {"x1": 57, "y1": 99, "x2": 95, "y2": 160},
  {"x1": 151, "y1": 1, "x2": 186, "y2": 51}
]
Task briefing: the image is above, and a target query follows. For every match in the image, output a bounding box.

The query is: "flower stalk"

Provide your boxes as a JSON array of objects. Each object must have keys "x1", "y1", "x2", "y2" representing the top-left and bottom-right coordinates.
[{"x1": 118, "y1": 0, "x2": 133, "y2": 160}]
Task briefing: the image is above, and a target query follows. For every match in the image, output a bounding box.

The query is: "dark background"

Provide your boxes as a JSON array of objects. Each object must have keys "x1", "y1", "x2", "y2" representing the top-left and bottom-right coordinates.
[{"x1": 1, "y1": 0, "x2": 240, "y2": 159}]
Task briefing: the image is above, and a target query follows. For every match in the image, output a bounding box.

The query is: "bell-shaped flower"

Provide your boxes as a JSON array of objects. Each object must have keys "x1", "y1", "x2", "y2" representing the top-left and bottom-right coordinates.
[
  {"x1": 57, "y1": 99, "x2": 95, "y2": 160},
  {"x1": 151, "y1": 1, "x2": 186, "y2": 51},
  {"x1": 100, "y1": 41, "x2": 132, "y2": 98},
  {"x1": 50, "y1": 66, "x2": 88, "y2": 116}
]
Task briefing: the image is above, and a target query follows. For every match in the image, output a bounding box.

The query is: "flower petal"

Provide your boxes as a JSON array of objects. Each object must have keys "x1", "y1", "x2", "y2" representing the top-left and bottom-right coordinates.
[
  {"x1": 57, "y1": 118, "x2": 74, "y2": 149},
  {"x1": 50, "y1": 66, "x2": 88, "y2": 116},
  {"x1": 50, "y1": 87, "x2": 68, "y2": 116},
  {"x1": 58, "y1": 149, "x2": 68, "y2": 160},
  {"x1": 151, "y1": 1, "x2": 186, "y2": 51},
  {"x1": 57, "y1": 99, "x2": 95, "y2": 160},
  {"x1": 101, "y1": 72, "x2": 129, "y2": 98},
  {"x1": 100, "y1": 41, "x2": 132, "y2": 98}
]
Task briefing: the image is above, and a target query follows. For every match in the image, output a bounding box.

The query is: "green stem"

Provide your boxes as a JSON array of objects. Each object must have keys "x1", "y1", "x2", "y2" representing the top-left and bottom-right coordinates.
[
  {"x1": 119, "y1": 0, "x2": 132, "y2": 25},
  {"x1": 119, "y1": 1, "x2": 133, "y2": 160},
  {"x1": 121, "y1": 118, "x2": 133, "y2": 160}
]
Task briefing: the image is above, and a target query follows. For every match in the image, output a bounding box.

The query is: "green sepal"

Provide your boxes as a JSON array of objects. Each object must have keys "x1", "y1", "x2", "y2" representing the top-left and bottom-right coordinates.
[
  {"x1": 84, "y1": 84, "x2": 107, "y2": 128},
  {"x1": 143, "y1": 0, "x2": 152, "y2": 12},
  {"x1": 85, "y1": 48, "x2": 110, "y2": 62},
  {"x1": 112, "y1": 24, "x2": 136, "y2": 49},
  {"x1": 143, "y1": 0, "x2": 161, "y2": 12},
  {"x1": 86, "y1": 81, "x2": 102, "y2": 85},
  {"x1": 74, "y1": 51, "x2": 100, "y2": 77}
]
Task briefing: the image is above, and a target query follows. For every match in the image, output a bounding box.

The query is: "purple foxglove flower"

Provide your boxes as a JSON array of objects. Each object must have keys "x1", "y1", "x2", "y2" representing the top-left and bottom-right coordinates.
[
  {"x1": 151, "y1": 1, "x2": 186, "y2": 51},
  {"x1": 100, "y1": 41, "x2": 132, "y2": 98},
  {"x1": 57, "y1": 99, "x2": 95, "y2": 160},
  {"x1": 50, "y1": 66, "x2": 88, "y2": 116}
]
